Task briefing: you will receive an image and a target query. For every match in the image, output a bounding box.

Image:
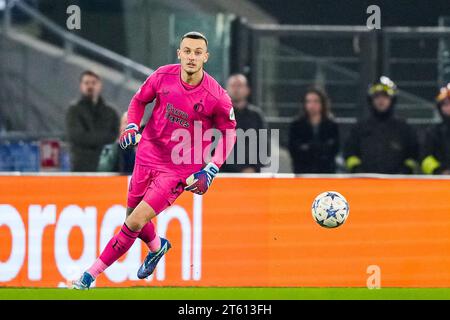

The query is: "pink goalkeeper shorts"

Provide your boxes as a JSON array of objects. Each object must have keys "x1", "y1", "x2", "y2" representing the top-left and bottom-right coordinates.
[{"x1": 127, "y1": 164, "x2": 186, "y2": 214}]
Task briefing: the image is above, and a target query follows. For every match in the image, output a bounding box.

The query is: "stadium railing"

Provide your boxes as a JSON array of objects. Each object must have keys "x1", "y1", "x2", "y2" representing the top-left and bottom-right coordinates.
[
  {"x1": 238, "y1": 22, "x2": 450, "y2": 124},
  {"x1": 3, "y1": 0, "x2": 153, "y2": 80}
]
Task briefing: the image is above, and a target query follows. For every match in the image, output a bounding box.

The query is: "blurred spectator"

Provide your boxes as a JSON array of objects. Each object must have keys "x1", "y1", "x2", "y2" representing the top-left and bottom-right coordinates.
[
  {"x1": 344, "y1": 76, "x2": 418, "y2": 174},
  {"x1": 222, "y1": 74, "x2": 268, "y2": 173},
  {"x1": 66, "y1": 70, "x2": 119, "y2": 172},
  {"x1": 421, "y1": 84, "x2": 450, "y2": 175},
  {"x1": 288, "y1": 87, "x2": 339, "y2": 173},
  {"x1": 97, "y1": 112, "x2": 135, "y2": 174}
]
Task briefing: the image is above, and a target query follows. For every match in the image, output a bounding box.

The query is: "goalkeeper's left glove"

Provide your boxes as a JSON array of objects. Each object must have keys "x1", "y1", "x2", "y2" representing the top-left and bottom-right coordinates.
[{"x1": 184, "y1": 162, "x2": 219, "y2": 195}]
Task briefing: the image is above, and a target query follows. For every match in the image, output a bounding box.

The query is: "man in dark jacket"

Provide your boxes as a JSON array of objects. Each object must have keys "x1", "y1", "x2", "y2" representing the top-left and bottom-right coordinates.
[
  {"x1": 421, "y1": 84, "x2": 450, "y2": 175},
  {"x1": 66, "y1": 70, "x2": 119, "y2": 172},
  {"x1": 222, "y1": 74, "x2": 268, "y2": 173},
  {"x1": 344, "y1": 76, "x2": 418, "y2": 174}
]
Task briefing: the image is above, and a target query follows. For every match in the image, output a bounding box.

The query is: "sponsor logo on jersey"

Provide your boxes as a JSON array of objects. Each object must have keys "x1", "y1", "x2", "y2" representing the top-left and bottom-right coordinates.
[{"x1": 165, "y1": 103, "x2": 190, "y2": 128}]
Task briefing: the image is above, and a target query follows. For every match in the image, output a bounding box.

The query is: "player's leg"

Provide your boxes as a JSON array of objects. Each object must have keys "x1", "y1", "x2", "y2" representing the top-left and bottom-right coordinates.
[
  {"x1": 126, "y1": 165, "x2": 162, "y2": 251},
  {"x1": 72, "y1": 201, "x2": 156, "y2": 289},
  {"x1": 127, "y1": 207, "x2": 161, "y2": 252},
  {"x1": 135, "y1": 194, "x2": 172, "y2": 279},
  {"x1": 135, "y1": 174, "x2": 185, "y2": 279}
]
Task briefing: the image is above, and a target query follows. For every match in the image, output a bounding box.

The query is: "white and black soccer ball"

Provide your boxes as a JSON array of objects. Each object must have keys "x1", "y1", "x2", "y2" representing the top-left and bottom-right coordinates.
[{"x1": 311, "y1": 191, "x2": 349, "y2": 228}]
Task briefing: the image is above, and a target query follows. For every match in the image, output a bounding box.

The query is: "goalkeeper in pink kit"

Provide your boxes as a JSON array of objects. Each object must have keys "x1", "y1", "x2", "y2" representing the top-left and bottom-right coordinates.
[{"x1": 73, "y1": 32, "x2": 236, "y2": 289}]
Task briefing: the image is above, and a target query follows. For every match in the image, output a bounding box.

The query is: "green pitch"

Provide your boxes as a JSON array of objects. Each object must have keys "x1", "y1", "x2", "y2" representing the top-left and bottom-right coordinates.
[{"x1": 0, "y1": 287, "x2": 449, "y2": 300}]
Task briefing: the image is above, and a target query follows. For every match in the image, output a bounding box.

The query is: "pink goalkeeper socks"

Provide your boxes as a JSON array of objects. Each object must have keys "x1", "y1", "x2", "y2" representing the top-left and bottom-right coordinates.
[
  {"x1": 138, "y1": 221, "x2": 161, "y2": 252},
  {"x1": 97, "y1": 223, "x2": 140, "y2": 268},
  {"x1": 138, "y1": 221, "x2": 156, "y2": 244},
  {"x1": 87, "y1": 258, "x2": 107, "y2": 279},
  {"x1": 148, "y1": 235, "x2": 161, "y2": 252},
  {"x1": 86, "y1": 222, "x2": 161, "y2": 280}
]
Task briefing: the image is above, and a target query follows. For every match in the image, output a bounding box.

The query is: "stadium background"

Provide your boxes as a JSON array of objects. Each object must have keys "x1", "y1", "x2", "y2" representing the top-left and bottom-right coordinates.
[{"x1": 1, "y1": 0, "x2": 450, "y2": 299}]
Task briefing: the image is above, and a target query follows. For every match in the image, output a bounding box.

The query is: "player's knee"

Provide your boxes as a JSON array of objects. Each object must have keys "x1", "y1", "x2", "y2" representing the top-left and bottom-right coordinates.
[
  {"x1": 125, "y1": 201, "x2": 156, "y2": 231},
  {"x1": 125, "y1": 213, "x2": 146, "y2": 231}
]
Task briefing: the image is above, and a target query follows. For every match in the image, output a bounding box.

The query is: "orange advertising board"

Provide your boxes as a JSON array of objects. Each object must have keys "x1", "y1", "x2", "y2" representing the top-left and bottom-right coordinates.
[{"x1": 0, "y1": 175, "x2": 450, "y2": 288}]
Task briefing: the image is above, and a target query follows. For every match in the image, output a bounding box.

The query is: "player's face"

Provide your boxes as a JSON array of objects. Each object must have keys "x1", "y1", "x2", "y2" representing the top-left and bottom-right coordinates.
[
  {"x1": 372, "y1": 93, "x2": 392, "y2": 112},
  {"x1": 226, "y1": 76, "x2": 250, "y2": 103},
  {"x1": 80, "y1": 75, "x2": 102, "y2": 100},
  {"x1": 441, "y1": 98, "x2": 450, "y2": 116},
  {"x1": 178, "y1": 38, "x2": 209, "y2": 75},
  {"x1": 304, "y1": 93, "x2": 322, "y2": 117}
]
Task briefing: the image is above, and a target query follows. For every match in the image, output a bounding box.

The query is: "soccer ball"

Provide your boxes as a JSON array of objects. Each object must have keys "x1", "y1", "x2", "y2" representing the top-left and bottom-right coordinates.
[{"x1": 311, "y1": 191, "x2": 349, "y2": 228}]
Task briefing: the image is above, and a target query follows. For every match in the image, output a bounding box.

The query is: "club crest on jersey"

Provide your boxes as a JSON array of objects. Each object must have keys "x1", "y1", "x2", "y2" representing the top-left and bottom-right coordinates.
[{"x1": 193, "y1": 102, "x2": 204, "y2": 112}]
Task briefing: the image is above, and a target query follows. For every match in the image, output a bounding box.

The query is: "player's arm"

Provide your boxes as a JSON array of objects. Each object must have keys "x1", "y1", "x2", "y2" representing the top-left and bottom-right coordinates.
[
  {"x1": 120, "y1": 71, "x2": 158, "y2": 149},
  {"x1": 185, "y1": 95, "x2": 237, "y2": 195}
]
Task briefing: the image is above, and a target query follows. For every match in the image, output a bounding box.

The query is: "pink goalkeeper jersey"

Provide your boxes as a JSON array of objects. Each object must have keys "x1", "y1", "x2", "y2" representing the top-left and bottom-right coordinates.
[{"x1": 127, "y1": 64, "x2": 237, "y2": 177}]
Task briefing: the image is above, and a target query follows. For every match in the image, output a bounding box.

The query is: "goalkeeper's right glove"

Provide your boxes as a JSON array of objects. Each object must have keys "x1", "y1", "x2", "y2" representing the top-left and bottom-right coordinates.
[{"x1": 119, "y1": 123, "x2": 141, "y2": 149}]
